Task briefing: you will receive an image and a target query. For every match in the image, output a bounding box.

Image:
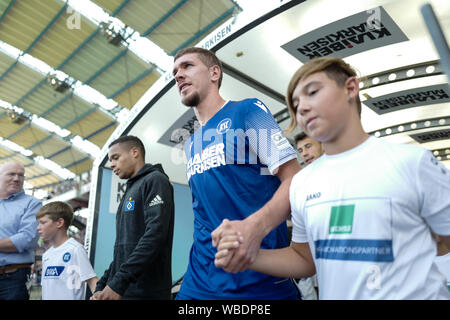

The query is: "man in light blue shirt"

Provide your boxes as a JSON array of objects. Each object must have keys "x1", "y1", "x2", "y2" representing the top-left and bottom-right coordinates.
[{"x1": 0, "y1": 161, "x2": 41, "y2": 300}]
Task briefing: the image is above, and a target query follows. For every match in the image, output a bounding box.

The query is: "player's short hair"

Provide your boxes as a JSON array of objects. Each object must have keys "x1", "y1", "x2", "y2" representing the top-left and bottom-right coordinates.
[
  {"x1": 108, "y1": 135, "x2": 146, "y2": 160},
  {"x1": 294, "y1": 132, "x2": 308, "y2": 145},
  {"x1": 36, "y1": 201, "x2": 74, "y2": 230},
  {"x1": 174, "y1": 47, "x2": 223, "y2": 88},
  {"x1": 285, "y1": 57, "x2": 361, "y2": 133}
]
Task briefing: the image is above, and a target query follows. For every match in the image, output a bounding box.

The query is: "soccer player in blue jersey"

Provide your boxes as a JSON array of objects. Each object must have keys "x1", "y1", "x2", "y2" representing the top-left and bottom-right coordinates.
[{"x1": 172, "y1": 47, "x2": 302, "y2": 299}]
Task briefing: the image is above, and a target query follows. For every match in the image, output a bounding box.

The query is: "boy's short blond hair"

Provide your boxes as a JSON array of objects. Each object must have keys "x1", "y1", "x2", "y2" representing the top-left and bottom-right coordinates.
[
  {"x1": 285, "y1": 57, "x2": 361, "y2": 133},
  {"x1": 36, "y1": 201, "x2": 74, "y2": 230}
]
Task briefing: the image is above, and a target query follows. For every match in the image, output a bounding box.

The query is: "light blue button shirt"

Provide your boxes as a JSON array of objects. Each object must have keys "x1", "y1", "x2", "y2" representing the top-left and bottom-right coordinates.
[{"x1": 0, "y1": 190, "x2": 41, "y2": 266}]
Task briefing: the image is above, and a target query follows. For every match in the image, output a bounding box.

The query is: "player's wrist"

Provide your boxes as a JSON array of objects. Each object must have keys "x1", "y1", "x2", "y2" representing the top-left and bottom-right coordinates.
[{"x1": 247, "y1": 208, "x2": 271, "y2": 240}]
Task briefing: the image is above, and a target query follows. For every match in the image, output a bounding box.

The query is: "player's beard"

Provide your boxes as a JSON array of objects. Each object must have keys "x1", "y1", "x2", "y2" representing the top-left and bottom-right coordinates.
[{"x1": 182, "y1": 91, "x2": 200, "y2": 107}]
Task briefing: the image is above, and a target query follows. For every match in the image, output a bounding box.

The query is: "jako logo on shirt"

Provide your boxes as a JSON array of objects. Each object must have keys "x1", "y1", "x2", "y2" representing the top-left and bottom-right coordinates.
[
  {"x1": 45, "y1": 266, "x2": 65, "y2": 277},
  {"x1": 306, "y1": 192, "x2": 321, "y2": 201},
  {"x1": 216, "y1": 118, "x2": 231, "y2": 134},
  {"x1": 329, "y1": 204, "x2": 355, "y2": 234},
  {"x1": 62, "y1": 252, "x2": 71, "y2": 262}
]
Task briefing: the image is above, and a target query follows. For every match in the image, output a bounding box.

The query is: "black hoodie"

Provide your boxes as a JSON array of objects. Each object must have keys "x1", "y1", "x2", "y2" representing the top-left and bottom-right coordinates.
[{"x1": 96, "y1": 163, "x2": 174, "y2": 299}]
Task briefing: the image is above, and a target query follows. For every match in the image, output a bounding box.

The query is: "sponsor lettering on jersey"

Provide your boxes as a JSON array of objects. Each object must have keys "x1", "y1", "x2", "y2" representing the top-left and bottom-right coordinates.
[
  {"x1": 311, "y1": 202, "x2": 394, "y2": 262},
  {"x1": 45, "y1": 266, "x2": 65, "y2": 277},
  {"x1": 314, "y1": 239, "x2": 394, "y2": 262},
  {"x1": 271, "y1": 131, "x2": 291, "y2": 151},
  {"x1": 187, "y1": 142, "x2": 226, "y2": 180},
  {"x1": 329, "y1": 204, "x2": 355, "y2": 234}
]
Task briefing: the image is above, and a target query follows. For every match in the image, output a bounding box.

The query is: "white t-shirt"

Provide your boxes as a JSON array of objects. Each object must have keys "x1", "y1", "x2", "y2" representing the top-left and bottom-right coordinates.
[
  {"x1": 435, "y1": 253, "x2": 450, "y2": 292},
  {"x1": 290, "y1": 136, "x2": 450, "y2": 300},
  {"x1": 41, "y1": 238, "x2": 97, "y2": 300}
]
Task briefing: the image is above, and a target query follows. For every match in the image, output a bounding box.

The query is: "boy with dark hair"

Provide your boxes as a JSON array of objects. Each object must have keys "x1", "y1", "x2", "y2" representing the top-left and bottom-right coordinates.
[
  {"x1": 215, "y1": 57, "x2": 450, "y2": 299},
  {"x1": 37, "y1": 201, "x2": 98, "y2": 300}
]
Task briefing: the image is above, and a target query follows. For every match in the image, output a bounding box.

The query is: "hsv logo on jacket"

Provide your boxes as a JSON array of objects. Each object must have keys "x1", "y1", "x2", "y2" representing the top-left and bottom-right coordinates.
[{"x1": 125, "y1": 197, "x2": 135, "y2": 212}]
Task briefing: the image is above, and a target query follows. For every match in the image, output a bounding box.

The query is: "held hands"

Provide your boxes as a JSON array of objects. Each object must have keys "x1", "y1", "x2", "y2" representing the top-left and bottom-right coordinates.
[
  {"x1": 212, "y1": 218, "x2": 264, "y2": 273},
  {"x1": 214, "y1": 228, "x2": 243, "y2": 270}
]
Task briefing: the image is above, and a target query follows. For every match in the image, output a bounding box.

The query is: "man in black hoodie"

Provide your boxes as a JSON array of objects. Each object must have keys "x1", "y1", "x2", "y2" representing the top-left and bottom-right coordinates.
[{"x1": 92, "y1": 136, "x2": 174, "y2": 300}]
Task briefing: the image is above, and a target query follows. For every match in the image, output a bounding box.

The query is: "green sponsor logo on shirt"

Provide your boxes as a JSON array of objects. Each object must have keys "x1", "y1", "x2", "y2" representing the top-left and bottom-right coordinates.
[{"x1": 329, "y1": 204, "x2": 355, "y2": 234}]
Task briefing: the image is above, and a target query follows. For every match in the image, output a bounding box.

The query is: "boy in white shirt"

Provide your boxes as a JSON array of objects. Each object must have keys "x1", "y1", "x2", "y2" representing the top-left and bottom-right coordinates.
[
  {"x1": 37, "y1": 201, "x2": 98, "y2": 300},
  {"x1": 214, "y1": 57, "x2": 450, "y2": 299}
]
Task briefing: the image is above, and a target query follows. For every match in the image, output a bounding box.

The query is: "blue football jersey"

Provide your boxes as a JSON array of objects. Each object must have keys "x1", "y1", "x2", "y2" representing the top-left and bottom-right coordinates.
[{"x1": 178, "y1": 98, "x2": 299, "y2": 299}]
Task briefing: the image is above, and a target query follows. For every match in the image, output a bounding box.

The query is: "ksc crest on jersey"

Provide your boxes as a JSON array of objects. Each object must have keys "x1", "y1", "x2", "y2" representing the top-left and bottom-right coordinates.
[
  {"x1": 63, "y1": 252, "x2": 71, "y2": 262},
  {"x1": 217, "y1": 118, "x2": 231, "y2": 134}
]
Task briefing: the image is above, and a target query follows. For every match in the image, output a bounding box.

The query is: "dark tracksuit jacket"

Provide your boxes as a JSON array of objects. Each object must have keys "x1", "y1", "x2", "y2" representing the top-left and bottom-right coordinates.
[{"x1": 96, "y1": 164, "x2": 174, "y2": 299}]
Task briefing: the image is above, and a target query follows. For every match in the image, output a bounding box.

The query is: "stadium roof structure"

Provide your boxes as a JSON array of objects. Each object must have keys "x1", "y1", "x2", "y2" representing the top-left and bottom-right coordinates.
[{"x1": 0, "y1": 0, "x2": 239, "y2": 193}]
